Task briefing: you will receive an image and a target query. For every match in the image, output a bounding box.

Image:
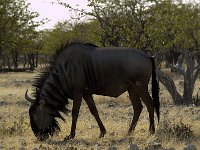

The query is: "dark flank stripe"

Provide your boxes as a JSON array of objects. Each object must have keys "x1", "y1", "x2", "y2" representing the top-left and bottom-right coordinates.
[
  {"x1": 51, "y1": 72, "x2": 67, "y2": 95},
  {"x1": 44, "y1": 89, "x2": 65, "y2": 104},
  {"x1": 46, "y1": 81, "x2": 67, "y2": 99},
  {"x1": 56, "y1": 64, "x2": 69, "y2": 95}
]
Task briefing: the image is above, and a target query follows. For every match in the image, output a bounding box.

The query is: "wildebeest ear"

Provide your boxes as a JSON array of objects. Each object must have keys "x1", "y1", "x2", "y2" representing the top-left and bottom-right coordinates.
[{"x1": 39, "y1": 99, "x2": 45, "y2": 106}]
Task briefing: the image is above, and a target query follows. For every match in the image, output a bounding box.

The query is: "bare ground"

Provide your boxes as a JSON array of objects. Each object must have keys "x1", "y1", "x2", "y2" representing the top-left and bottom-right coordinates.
[{"x1": 0, "y1": 72, "x2": 199, "y2": 150}]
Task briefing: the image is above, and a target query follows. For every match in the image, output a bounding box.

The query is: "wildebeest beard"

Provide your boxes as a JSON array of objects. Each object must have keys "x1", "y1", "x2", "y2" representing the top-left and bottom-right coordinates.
[{"x1": 29, "y1": 101, "x2": 66, "y2": 141}]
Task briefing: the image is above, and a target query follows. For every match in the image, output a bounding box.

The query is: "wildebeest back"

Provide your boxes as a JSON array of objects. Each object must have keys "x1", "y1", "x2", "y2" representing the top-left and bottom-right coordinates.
[{"x1": 54, "y1": 44, "x2": 152, "y2": 97}]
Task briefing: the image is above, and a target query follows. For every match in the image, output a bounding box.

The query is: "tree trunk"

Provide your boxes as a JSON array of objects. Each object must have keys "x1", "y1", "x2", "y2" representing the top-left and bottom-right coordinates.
[
  {"x1": 11, "y1": 51, "x2": 19, "y2": 69},
  {"x1": 182, "y1": 69, "x2": 193, "y2": 104},
  {"x1": 1, "y1": 55, "x2": 6, "y2": 69},
  {"x1": 157, "y1": 50, "x2": 200, "y2": 105},
  {"x1": 6, "y1": 56, "x2": 11, "y2": 69},
  {"x1": 157, "y1": 70, "x2": 182, "y2": 104},
  {"x1": 0, "y1": 46, "x2": 2, "y2": 70},
  {"x1": 28, "y1": 54, "x2": 35, "y2": 71},
  {"x1": 23, "y1": 54, "x2": 27, "y2": 69},
  {"x1": 35, "y1": 53, "x2": 38, "y2": 68}
]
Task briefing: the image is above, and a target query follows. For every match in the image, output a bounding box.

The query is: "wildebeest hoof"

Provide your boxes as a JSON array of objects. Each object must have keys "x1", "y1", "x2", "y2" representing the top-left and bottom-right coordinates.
[
  {"x1": 149, "y1": 130, "x2": 155, "y2": 135},
  {"x1": 149, "y1": 125, "x2": 155, "y2": 134},
  {"x1": 63, "y1": 135, "x2": 74, "y2": 141},
  {"x1": 99, "y1": 131, "x2": 106, "y2": 138},
  {"x1": 128, "y1": 131, "x2": 132, "y2": 136},
  {"x1": 128, "y1": 128, "x2": 134, "y2": 136}
]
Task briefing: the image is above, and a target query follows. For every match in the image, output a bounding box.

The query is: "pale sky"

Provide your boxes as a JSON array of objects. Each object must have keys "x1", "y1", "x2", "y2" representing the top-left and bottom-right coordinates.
[{"x1": 27, "y1": 0, "x2": 90, "y2": 30}]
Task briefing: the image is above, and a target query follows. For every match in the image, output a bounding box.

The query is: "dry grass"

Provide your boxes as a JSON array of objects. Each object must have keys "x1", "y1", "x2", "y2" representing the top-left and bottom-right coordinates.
[{"x1": 0, "y1": 72, "x2": 199, "y2": 150}]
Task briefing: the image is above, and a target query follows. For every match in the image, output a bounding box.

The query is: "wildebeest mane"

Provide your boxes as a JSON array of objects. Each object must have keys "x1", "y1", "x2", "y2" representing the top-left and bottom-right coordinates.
[{"x1": 32, "y1": 41, "x2": 98, "y2": 113}]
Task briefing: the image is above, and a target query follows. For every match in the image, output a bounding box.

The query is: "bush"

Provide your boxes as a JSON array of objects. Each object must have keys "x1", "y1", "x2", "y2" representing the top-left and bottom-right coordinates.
[{"x1": 157, "y1": 119, "x2": 195, "y2": 142}]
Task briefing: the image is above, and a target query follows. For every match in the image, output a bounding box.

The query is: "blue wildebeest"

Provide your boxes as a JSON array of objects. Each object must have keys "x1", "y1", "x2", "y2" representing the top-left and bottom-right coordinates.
[{"x1": 25, "y1": 42, "x2": 160, "y2": 141}]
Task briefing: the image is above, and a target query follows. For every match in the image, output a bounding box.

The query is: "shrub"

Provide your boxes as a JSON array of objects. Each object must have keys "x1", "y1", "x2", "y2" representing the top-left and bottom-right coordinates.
[{"x1": 157, "y1": 119, "x2": 195, "y2": 142}]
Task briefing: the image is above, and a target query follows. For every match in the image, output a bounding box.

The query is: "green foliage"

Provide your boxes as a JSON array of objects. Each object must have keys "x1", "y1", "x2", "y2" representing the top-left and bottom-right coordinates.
[
  {"x1": 68, "y1": 21, "x2": 101, "y2": 45},
  {"x1": 90, "y1": 0, "x2": 200, "y2": 51},
  {"x1": 41, "y1": 0, "x2": 200, "y2": 55},
  {"x1": 40, "y1": 20, "x2": 102, "y2": 55},
  {"x1": 1, "y1": 0, "x2": 199, "y2": 57},
  {"x1": 0, "y1": 0, "x2": 44, "y2": 55},
  {"x1": 87, "y1": 0, "x2": 150, "y2": 47},
  {"x1": 147, "y1": 0, "x2": 200, "y2": 52}
]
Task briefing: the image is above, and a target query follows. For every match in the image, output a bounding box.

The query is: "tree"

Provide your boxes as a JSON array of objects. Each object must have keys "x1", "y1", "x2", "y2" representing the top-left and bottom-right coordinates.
[
  {"x1": 153, "y1": 1, "x2": 200, "y2": 104},
  {"x1": 0, "y1": 0, "x2": 45, "y2": 70},
  {"x1": 40, "y1": 20, "x2": 101, "y2": 56},
  {"x1": 57, "y1": 0, "x2": 158, "y2": 48}
]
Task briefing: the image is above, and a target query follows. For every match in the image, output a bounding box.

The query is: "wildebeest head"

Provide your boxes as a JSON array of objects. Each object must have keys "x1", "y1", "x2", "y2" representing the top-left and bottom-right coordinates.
[{"x1": 25, "y1": 90, "x2": 63, "y2": 141}]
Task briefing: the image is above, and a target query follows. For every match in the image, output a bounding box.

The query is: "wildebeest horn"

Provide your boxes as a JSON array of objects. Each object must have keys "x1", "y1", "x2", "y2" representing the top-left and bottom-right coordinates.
[{"x1": 25, "y1": 89, "x2": 35, "y2": 103}]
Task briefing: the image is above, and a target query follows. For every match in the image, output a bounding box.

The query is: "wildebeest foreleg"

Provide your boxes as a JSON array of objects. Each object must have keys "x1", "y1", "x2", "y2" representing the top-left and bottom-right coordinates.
[
  {"x1": 64, "y1": 96, "x2": 82, "y2": 141},
  {"x1": 128, "y1": 87, "x2": 143, "y2": 134},
  {"x1": 83, "y1": 93, "x2": 106, "y2": 138}
]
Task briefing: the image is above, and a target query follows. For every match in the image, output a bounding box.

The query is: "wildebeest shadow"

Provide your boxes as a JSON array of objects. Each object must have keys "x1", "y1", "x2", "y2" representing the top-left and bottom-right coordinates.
[
  {"x1": 15, "y1": 100, "x2": 29, "y2": 107},
  {"x1": 0, "y1": 100, "x2": 11, "y2": 106},
  {"x1": 0, "y1": 100, "x2": 29, "y2": 107},
  {"x1": 42, "y1": 136, "x2": 130, "y2": 149},
  {"x1": 45, "y1": 138, "x2": 92, "y2": 146}
]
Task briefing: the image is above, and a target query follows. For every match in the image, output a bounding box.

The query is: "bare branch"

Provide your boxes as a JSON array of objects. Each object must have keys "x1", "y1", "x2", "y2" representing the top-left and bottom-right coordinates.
[
  {"x1": 93, "y1": 5, "x2": 110, "y2": 27},
  {"x1": 70, "y1": 14, "x2": 88, "y2": 20},
  {"x1": 56, "y1": 0, "x2": 91, "y2": 18},
  {"x1": 175, "y1": 54, "x2": 183, "y2": 69},
  {"x1": 194, "y1": 64, "x2": 200, "y2": 70},
  {"x1": 192, "y1": 64, "x2": 200, "y2": 85},
  {"x1": 163, "y1": 56, "x2": 185, "y2": 75}
]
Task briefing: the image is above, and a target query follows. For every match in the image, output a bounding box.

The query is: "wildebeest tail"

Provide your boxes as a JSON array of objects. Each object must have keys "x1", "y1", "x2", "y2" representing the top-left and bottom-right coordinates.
[{"x1": 151, "y1": 57, "x2": 160, "y2": 122}]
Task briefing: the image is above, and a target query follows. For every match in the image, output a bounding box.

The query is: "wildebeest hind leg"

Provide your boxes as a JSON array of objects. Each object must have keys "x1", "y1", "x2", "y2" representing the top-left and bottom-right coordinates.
[
  {"x1": 83, "y1": 93, "x2": 106, "y2": 138},
  {"x1": 136, "y1": 85, "x2": 155, "y2": 134},
  {"x1": 128, "y1": 87, "x2": 143, "y2": 134}
]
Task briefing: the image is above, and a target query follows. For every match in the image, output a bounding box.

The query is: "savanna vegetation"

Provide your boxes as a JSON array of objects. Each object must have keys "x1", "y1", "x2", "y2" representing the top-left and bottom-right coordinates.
[{"x1": 0, "y1": 0, "x2": 199, "y2": 149}]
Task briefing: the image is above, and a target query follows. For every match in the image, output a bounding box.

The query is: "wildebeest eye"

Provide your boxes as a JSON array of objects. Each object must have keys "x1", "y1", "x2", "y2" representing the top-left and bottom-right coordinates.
[{"x1": 32, "y1": 106, "x2": 54, "y2": 130}]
